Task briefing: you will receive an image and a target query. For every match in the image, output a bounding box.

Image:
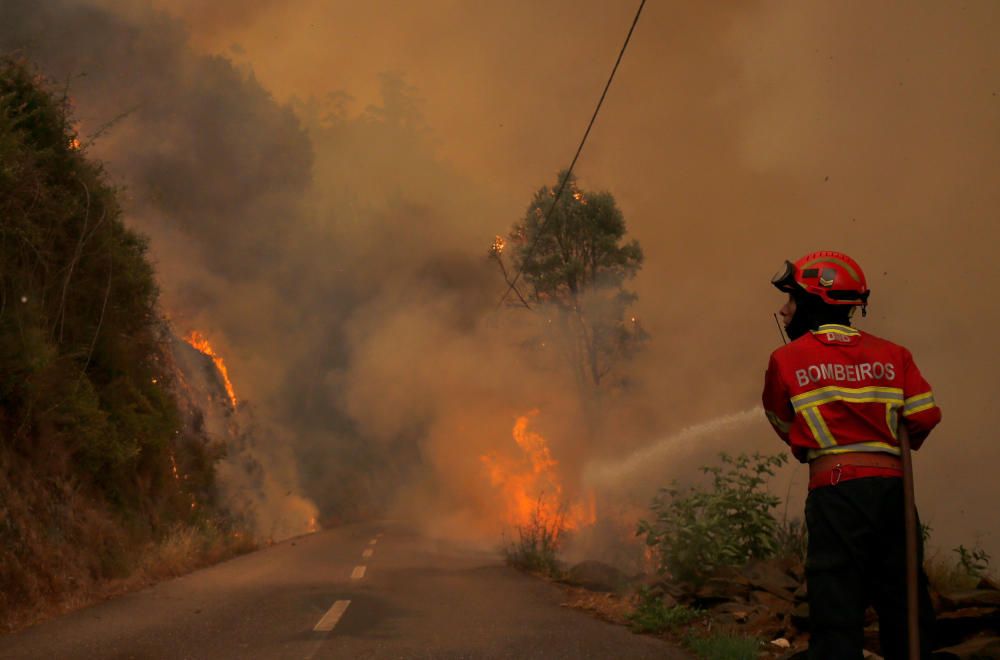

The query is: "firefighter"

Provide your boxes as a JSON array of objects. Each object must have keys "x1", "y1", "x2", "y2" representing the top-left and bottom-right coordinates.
[{"x1": 763, "y1": 251, "x2": 942, "y2": 659}]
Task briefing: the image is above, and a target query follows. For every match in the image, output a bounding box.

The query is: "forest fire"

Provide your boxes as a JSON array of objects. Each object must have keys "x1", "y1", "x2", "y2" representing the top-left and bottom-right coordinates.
[
  {"x1": 184, "y1": 331, "x2": 238, "y2": 407},
  {"x1": 481, "y1": 412, "x2": 596, "y2": 533}
]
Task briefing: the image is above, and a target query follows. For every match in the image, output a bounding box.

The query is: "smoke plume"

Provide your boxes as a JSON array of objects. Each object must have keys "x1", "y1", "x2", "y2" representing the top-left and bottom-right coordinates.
[{"x1": 4, "y1": 1, "x2": 998, "y2": 559}]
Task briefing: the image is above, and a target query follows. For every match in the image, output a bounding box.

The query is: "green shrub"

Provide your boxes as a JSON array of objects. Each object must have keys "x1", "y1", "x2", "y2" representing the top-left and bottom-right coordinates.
[
  {"x1": 626, "y1": 588, "x2": 703, "y2": 633},
  {"x1": 637, "y1": 452, "x2": 788, "y2": 583},
  {"x1": 954, "y1": 544, "x2": 991, "y2": 579},
  {"x1": 925, "y1": 552, "x2": 977, "y2": 593},
  {"x1": 925, "y1": 543, "x2": 994, "y2": 593},
  {"x1": 0, "y1": 56, "x2": 198, "y2": 510}
]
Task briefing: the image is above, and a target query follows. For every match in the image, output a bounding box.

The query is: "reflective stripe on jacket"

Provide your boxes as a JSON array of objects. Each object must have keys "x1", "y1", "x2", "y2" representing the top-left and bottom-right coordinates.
[{"x1": 762, "y1": 324, "x2": 942, "y2": 462}]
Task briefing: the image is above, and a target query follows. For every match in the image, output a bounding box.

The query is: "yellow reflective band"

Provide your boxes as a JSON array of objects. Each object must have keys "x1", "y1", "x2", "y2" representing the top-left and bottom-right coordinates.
[
  {"x1": 812, "y1": 409, "x2": 836, "y2": 447},
  {"x1": 814, "y1": 324, "x2": 860, "y2": 337},
  {"x1": 807, "y1": 442, "x2": 902, "y2": 460},
  {"x1": 904, "y1": 392, "x2": 934, "y2": 406},
  {"x1": 903, "y1": 402, "x2": 936, "y2": 417},
  {"x1": 902, "y1": 392, "x2": 936, "y2": 417},
  {"x1": 791, "y1": 385, "x2": 904, "y2": 412},
  {"x1": 803, "y1": 407, "x2": 836, "y2": 448},
  {"x1": 885, "y1": 403, "x2": 900, "y2": 440},
  {"x1": 765, "y1": 410, "x2": 792, "y2": 433},
  {"x1": 812, "y1": 328, "x2": 857, "y2": 337},
  {"x1": 802, "y1": 408, "x2": 823, "y2": 446}
]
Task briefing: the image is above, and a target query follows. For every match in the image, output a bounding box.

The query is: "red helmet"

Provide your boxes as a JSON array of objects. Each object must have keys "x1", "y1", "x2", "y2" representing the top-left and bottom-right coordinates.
[{"x1": 772, "y1": 251, "x2": 870, "y2": 307}]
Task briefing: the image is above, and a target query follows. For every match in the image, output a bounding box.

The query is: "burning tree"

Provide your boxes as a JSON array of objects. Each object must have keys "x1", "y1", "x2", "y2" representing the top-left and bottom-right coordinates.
[{"x1": 492, "y1": 171, "x2": 646, "y2": 392}]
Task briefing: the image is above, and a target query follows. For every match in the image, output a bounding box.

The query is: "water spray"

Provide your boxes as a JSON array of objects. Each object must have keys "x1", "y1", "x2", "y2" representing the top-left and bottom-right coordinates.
[{"x1": 583, "y1": 407, "x2": 764, "y2": 489}]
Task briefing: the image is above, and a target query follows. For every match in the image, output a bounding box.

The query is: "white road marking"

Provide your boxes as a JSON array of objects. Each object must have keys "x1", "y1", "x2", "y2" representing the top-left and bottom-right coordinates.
[
  {"x1": 362, "y1": 548, "x2": 374, "y2": 559},
  {"x1": 313, "y1": 600, "x2": 351, "y2": 632},
  {"x1": 351, "y1": 565, "x2": 367, "y2": 579},
  {"x1": 304, "y1": 599, "x2": 350, "y2": 660}
]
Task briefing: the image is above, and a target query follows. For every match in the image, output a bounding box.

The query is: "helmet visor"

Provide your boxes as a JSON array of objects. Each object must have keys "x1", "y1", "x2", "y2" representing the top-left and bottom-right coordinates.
[{"x1": 771, "y1": 260, "x2": 798, "y2": 293}]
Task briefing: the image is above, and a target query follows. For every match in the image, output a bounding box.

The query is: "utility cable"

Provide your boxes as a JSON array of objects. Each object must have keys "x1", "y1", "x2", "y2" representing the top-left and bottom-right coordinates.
[{"x1": 497, "y1": 0, "x2": 647, "y2": 309}]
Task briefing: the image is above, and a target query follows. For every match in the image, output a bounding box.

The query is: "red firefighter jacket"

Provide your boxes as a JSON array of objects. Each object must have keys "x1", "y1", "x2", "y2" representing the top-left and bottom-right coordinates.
[{"x1": 762, "y1": 324, "x2": 941, "y2": 462}]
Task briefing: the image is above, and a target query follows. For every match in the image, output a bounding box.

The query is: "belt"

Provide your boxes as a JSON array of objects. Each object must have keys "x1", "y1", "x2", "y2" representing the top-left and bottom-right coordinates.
[{"x1": 808, "y1": 451, "x2": 903, "y2": 491}]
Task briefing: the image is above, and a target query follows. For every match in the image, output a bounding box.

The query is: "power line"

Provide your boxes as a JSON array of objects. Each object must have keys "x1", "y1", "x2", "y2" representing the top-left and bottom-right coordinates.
[{"x1": 497, "y1": 0, "x2": 647, "y2": 309}]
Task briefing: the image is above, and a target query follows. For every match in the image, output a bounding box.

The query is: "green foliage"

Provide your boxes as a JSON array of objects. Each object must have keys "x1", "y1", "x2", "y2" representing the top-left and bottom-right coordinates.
[
  {"x1": 626, "y1": 588, "x2": 703, "y2": 633},
  {"x1": 953, "y1": 544, "x2": 991, "y2": 579},
  {"x1": 511, "y1": 170, "x2": 642, "y2": 301},
  {"x1": 925, "y1": 550, "x2": 980, "y2": 593},
  {"x1": 637, "y1": 453, "x2": 789, "y2": 583},
  {"x1": 921, "y1": 529, "x2": 993, "y2": 591},
  {"x1": 0, "y1": 56, "x2": 196, "y2": 514},
  {"x1": 503, "y1": 500, "x2": 565, "y2": 578},
  {"x1": 496, "y1": 170, "x2": 646, "y2": 389},
  {"x1": 684, "y1": 632, "x2": 762, "y2": 660}
]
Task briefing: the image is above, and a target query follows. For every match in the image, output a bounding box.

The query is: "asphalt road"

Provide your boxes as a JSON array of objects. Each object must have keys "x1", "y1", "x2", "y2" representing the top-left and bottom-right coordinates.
[{"x1": 0, "y1": 522, "x2": 689, "y2": 659}]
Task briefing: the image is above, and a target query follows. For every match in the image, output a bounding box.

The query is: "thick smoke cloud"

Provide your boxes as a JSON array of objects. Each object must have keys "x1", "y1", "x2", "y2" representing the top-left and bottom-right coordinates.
[
  {"x1": 160, "y1": 0, "x2": 1000, "y2": 559},
  {"x1": 0, "y1": 0, "x2": 544, "y2": 533},
  {"x1": 4, "y1": 1, "x2": 998, "y2": 559}
]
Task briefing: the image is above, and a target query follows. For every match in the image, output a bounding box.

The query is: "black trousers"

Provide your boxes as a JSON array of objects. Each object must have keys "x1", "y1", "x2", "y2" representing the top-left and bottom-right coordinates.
[{"x1": 805, "y1": 477, "x2": 935, "y2": 660}]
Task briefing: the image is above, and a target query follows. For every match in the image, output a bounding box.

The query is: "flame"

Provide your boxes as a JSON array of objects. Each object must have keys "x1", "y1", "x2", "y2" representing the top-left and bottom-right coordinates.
[
  {"x1": 481, "y1": 411, "x2": 596, "y2": 533},
  {"x1": 169, "y1": 451, "x2": 181, "y2": 482},
  {"x1": 169, "y1": 449, "x2": 199, "y2": 511},
  {"x1": 491, "y1": 235, "x2": 506, "y2": 256},
  {"x1": 68, "y1": 137, "x2": 81, "y2": 150},
  {"x1": 184, "y1": 331, "x2": 238, "y2": 407}
]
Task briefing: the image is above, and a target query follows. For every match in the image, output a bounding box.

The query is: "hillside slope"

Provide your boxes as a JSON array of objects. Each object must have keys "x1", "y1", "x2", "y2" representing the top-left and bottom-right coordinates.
[{"x1": 0, "y1": 57, "x2": 251, "y2": 632}]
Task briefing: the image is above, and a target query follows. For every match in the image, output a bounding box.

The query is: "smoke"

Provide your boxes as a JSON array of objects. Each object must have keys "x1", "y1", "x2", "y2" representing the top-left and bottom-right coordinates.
[
  {"x1": 4, "y1": 1, "x2": 998, "y2": 560},
  {"x1": 169, "y1": 336, "x2": 318, "y2": 539}
]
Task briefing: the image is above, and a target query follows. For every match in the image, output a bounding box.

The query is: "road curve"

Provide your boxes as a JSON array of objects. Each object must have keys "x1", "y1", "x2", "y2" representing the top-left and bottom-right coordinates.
[{"x1": 0, "y1": 522, "x2": 690, "y2": 659}]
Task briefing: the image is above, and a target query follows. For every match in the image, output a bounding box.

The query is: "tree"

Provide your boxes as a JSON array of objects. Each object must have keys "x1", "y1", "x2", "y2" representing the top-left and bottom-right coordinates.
[
  {"x1": 0, "y1": 56, "x2": 186, "y2": 503},
  {"x1": 492, "y1": 171, "x2": 645, "y2": 391}
]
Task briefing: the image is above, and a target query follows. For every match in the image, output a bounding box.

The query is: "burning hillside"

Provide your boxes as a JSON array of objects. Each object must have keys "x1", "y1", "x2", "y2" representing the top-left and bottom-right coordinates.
[
  {"x1": 167, "y1": 330, "x2": 318, "y2": 542},
  {"x1": 184, "y1": 331, "x2": 238, "y2": 408}
]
